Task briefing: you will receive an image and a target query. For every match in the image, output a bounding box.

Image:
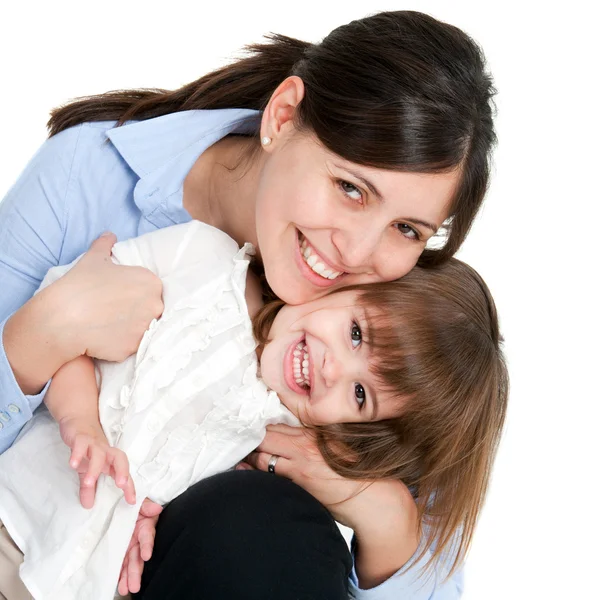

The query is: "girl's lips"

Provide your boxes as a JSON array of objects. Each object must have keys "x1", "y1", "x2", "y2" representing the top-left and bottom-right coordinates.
[
  {"x1": 283, "y1": 336, "x2": 310, "y2": 396},
  {"x1": 294, "y1": 229, "x2": 344, "y2": 288}
]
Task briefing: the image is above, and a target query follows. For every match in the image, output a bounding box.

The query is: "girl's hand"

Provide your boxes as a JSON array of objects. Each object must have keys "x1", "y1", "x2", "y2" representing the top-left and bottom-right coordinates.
[
  {"x1": 59, "y1": 417, "x2": 136, "y2": 509},
  {"x1": 47, "y1": 232, "x2": 164, "y2": 363},
  {"x1": 118, "y1": 498, "x2": 163, "y2": 595}
]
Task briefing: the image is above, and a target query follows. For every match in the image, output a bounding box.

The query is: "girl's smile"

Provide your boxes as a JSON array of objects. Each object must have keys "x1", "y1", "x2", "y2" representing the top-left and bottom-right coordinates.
[
  {"x1": 259, "y1": 291, "x2": 401, "y2": 425},
  {"x1": 284, "y1": 336, "x2": 312, "y2": 395}
]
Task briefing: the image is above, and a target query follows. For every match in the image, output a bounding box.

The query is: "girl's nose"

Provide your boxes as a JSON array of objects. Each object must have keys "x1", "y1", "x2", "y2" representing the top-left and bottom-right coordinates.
[{"x1": 321, "y1": 351, "x2": 344, "y2": 388}]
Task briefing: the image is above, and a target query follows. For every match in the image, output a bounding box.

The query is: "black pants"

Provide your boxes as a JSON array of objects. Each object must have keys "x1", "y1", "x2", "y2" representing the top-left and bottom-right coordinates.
[{"x1": 134, "y1": 470, "x2": 353, "y2": 599}]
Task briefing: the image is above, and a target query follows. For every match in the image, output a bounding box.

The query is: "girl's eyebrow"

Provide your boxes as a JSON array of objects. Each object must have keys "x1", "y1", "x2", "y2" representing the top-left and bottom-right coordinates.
[
  {"x1": 368, "y1": 386, "x2": 379, "y2": 421},
  {"x1": 332, "y1": 163, "x2": 439, "y2": 233}
]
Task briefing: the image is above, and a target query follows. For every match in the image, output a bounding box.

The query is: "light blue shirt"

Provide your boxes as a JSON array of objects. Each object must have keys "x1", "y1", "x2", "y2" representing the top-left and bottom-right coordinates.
[{"x1": 0, "y1": 108, "x2": 463, "y2": 598}]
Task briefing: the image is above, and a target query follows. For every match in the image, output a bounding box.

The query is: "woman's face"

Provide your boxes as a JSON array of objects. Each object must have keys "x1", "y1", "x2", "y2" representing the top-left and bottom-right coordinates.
[
  {"x1": 259, "y1": 290, "x2": 402, "y2": 425},
  {"x1": 255, "y1": 126, "x2": 458, "y2": 305}
]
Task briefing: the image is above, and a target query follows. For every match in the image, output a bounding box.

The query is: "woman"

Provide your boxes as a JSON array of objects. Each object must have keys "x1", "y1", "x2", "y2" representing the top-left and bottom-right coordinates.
[{"x1": 0, "y1": 10, "x2": 496, "y2": 600}]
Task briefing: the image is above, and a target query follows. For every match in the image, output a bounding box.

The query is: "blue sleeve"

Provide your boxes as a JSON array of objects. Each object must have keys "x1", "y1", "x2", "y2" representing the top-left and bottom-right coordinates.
[
  {"x1": 0, "y1": 125, "x2": 83, "y2": 453},
  {"x1": 348, "y1": 540, "x2": 464, "y2": 599}
]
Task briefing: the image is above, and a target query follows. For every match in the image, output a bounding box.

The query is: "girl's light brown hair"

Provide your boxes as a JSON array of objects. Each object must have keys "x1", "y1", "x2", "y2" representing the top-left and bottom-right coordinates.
[{"x1": 254, "y1": 258, "x2": 508, "y2": 577}]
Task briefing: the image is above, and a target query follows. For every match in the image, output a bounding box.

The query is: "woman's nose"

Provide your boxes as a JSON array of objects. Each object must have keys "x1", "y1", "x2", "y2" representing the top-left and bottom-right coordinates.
[{"x1": 331, "y1": 226, "x2": 381, "y2": 271}]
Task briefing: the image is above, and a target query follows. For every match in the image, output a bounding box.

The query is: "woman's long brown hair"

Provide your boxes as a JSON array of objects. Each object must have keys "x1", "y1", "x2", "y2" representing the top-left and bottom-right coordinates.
[
  {"x1": 47, "y1": 11, "x2": 496, "y2": 264},
  {"x1": 254, "y1": 258, "x2": 508, "y2": 577}
]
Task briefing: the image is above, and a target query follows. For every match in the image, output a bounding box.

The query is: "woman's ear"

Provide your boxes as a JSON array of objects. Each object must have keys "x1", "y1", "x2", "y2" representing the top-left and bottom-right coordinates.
[{"x1": 260, "y1": 76, "x2": 306, "y2": 148}]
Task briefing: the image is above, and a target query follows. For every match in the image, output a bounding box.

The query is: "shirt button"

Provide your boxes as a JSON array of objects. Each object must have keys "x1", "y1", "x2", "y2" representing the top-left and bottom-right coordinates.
[
  {"x1": 0, "y1": 422, "x2": 4, "y2": 430},
  {"x1": 7, "y1": 404, "x2": 20, "y2": 414},
  {"x1": 0, "y1": 412, "x2": 10, "y2": 422}
]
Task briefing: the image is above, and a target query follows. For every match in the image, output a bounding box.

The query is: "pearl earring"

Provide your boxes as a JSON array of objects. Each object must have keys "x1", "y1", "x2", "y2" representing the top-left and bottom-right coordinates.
[{"x1": 261, "y1": 136, "x2": 272, "y2": 146}]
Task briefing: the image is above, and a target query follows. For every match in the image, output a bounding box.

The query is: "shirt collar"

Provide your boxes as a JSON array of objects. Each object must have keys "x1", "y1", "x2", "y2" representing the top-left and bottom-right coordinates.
[{"x1": 106, "y1": 109, "x2": 261, "y2": 227}]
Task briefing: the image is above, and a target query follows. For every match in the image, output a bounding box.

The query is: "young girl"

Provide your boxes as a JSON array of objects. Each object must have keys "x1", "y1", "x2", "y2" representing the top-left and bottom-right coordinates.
[{"x1": 0, "y1": 220, "x2": 507, "y2": 599}]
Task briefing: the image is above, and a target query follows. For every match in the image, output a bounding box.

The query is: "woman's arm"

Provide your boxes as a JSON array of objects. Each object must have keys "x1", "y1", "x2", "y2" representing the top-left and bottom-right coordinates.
[
  {"x1": 0, "y1": 128, "x2": 163, "y2": 454},
  {"x1": 244, "y1": 424, "x2": 464, "y2": 599},
  {"x1": 0, "y1": 127, "x2": 82, "y2": 451}
]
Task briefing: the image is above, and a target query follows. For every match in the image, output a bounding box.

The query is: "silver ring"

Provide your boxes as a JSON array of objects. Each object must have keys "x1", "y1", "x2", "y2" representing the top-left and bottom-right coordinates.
[{"x1": 267, "y1": 454, "x2": 279, "y2": 474}]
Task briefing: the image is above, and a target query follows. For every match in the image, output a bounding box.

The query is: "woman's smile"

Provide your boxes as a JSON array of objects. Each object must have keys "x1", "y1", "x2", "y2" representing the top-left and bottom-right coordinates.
[{"x1": 293, "y1": 229, "x2": 345, "y2": 289}]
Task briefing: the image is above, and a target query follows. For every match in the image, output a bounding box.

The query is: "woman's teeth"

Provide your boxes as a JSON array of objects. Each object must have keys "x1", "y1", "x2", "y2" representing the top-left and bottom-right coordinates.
[
  {"x1": 300, "y1": 237, "x2": 342, "y2": 280},
  {"x1": 293, "y1": 341, "x2": 310, "y2": 388}
]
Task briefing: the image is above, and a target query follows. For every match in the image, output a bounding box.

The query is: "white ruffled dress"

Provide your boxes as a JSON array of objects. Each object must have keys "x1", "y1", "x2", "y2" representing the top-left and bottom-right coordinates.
[{"x1": 0, "y1": 221, "x2": 298, "y2": 600}]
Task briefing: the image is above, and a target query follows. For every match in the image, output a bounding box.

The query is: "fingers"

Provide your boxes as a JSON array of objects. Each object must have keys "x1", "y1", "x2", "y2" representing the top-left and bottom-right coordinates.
[
  {"x1": 69, "y1": 436, "x2": 90, "y2": 470},
  {"x1": 244, "y1": 451, "x2": 292, "y2": 478},
  {"x1": 88, "y1": 232, "x2": 117, "y2": 255},
  {"x1": 235, "y1": 461, "x2": 256, "y2": 471},
  {"x1": 118, "y1": 554, "x2": 130, "y2": 596},
  {"x1": 126, "y1": 544, "x2": 144, "y2": 594},
  {"x1": 120, "y1": 475, "x2": 136, "y2": 505},
  {"x1": 78, "y1": 472, "x2": 97, "y2": 510},
  {"x1": 139, "y1": 498, "x2": 163, "y2": 518},
  {"x1": 73, "y1": 440, "x2": 136, "y2": 508},
  {"x1": 108, "y1": 450, "x2": 136, "y2": 505},
  {"x1": 138, "y1": 519, "x2": 157, "y2": 561},
  {"x1": 83, "y1": 444, "x2": 106, "y2": 489},
  {"x1": 74, "y1": 440, "x2": 103, "y2": 509},
  {"x1": 256, "y1": 430, "x2": 307, "y2": 458},
  {"x1": 266, "y1": 423, "x2": 305, "y2": 436}
]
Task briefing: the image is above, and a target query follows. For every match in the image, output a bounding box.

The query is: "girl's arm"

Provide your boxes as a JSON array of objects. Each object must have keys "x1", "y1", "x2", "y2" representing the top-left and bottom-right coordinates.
[{"x1": 45, "y1": 355, "x2": 136, "y2": 509}]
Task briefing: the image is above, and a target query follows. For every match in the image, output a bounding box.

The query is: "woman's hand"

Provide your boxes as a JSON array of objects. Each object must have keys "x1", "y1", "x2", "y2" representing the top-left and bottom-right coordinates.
[
  {"x1": 52, "y1": 232, "x2": 164, "y2": 362},
  {"x1": 118, "y1": 498, "x2": 163, "y2": 595},
  {"x1": 239, "y1": 424, "x2": 368, "y2": 526},
  {"x1": 239, "y1": 424, "x2": 420, "y2": 588},
  {"x1": 59, "y1": 416, "x2": 136, "y2": 509},
  {"x1": 4, "y1": 233, "x2": 164, "y2": 395}
]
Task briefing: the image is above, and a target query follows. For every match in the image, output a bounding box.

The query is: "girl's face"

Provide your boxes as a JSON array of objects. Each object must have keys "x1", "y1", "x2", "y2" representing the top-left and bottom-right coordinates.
[
  {"x1": 255, "y1": 126, "x2": 457, "y2": 306},
  {"x1": 259, "y1": 291, "x2": 402, "y2": 425}
]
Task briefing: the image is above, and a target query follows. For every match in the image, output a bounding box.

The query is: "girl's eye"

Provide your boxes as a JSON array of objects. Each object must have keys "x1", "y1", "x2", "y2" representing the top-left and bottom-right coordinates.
[
  {"x1": 350, "y1": 321, "x2": 362, "y2": 348},
  {"x1": 339, "y1": 180, "x2": 363, "y2": 203},
  {"x1": 395, "y1": 223, "x2": 420, "y2": 240},
  {"x1": 354, "y1": 383, "x2": 366, "y2": 409}
]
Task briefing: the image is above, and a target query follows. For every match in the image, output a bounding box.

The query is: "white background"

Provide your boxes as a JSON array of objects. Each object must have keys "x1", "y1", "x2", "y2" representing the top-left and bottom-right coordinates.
[{"x1": 1, "y1": 1, "x2": 598, "y2": 598}]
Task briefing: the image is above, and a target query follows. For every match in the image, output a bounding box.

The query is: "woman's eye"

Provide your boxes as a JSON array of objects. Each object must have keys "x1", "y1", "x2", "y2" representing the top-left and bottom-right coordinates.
[
  {"x1": 395, "y1": 223, "x2": 419, "y2": 240},
  {"x1": 354, "y1": 383, "x2": 366, "y2": 409},
  {"x1": 339, "y1": 180, "x2": 363, "y2": 203},
  {"x1": 350, "y1": 321, "x2": 362, "y2": 348}
]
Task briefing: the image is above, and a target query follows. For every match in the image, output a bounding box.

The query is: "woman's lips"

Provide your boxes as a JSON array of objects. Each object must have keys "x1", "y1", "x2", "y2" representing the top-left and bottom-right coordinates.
[{"x1": 294, "y1": 229, "x2": 344, "y2": 288}]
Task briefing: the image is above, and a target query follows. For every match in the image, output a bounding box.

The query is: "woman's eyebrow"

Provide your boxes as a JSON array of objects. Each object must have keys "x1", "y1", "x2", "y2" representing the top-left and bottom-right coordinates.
[
  {"x1": 333, "y1": 163, "x2": 439, "y2": 233},
  {"x1": 334, "y1": 163, "x2": 383, "y2": 200}
]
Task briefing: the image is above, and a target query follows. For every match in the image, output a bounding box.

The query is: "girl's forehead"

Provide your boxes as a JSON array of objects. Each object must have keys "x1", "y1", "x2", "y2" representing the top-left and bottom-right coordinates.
[{"x1": 306, "y1": 290, "x2": 362, "y2": 312}]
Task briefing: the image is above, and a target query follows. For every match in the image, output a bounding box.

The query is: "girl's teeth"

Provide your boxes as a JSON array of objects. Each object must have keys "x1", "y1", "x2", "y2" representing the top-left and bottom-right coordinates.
[
  {"x1": 292, "y1": 342, "x2": 311, "y2": 388},
  {"x1": 307, "y1": 255, "x2": 318, "y2": 267}
]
